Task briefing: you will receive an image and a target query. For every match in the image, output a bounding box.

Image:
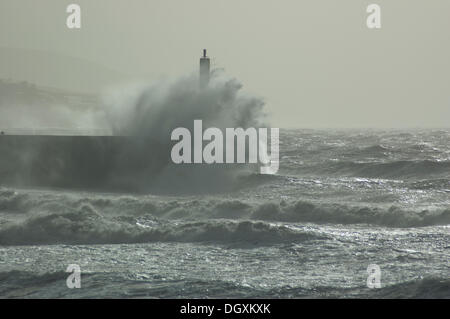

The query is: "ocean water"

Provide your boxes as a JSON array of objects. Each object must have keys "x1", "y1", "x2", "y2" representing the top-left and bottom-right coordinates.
[{"x1": 0, "y1": 129, "x2": 449, "y2": 298}]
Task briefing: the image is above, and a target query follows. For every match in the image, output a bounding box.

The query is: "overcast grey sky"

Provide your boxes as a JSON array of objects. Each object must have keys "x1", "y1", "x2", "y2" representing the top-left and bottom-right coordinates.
[{"x1": 1, "y1": 0, "x2": 449, "y2": 128}]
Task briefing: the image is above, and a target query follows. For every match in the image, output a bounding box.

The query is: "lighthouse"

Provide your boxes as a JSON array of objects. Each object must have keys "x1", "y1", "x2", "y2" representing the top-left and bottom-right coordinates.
[{"x1": 199, "y1": 49, "x2": 210, "y2": 88}]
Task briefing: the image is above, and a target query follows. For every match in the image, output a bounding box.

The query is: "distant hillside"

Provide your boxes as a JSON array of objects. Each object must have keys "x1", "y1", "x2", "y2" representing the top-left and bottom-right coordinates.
[
  {"x1": 0, "y1": 79, "x2": 98, "y2": 107},
  {"x1": 0, "y1": 80, "x2": 110, "y2": 133},
  {"x1": 0, "y1": 47, "x2": 126, "y2": 94}
]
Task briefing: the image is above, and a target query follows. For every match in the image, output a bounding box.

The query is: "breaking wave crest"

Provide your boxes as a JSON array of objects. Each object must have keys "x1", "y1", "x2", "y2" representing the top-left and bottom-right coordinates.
[
  {"x1": 0, "y1": 187, "x2": 448, "y2": 245},
  {"x1": 0, "y1": 206, "x2": 325, "y2": 246}
]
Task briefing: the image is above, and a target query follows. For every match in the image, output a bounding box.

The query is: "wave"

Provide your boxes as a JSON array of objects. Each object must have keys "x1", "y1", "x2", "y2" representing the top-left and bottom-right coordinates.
[
  {"x1": 1, "y1": 270, "x2": 448, "y2": 298},
  {"x1": 296, "y1": 160, "x2": 450, "y2": 179},
  {"x1": 0, "y1": 270, "x2": 258, "y2": 298},
  {"x1": 0, "y1": 202, "x2": 327, "y2": 245},
  {"x1": 0, "y1": 270, "x2": 123, "y2": 298},
  {"x1": 250, "y1": 201, "x2": 450, "y2": 228},
  {"x1": 364, "y1": 277, "x2": 450, "y2": 299},
  {"x1": 267, "y1": 277, "x2": 450, "y2": 299},
  {"x1": 0, "y1": 188, "x2": 449, "y2": 246},
  {"x1": 2, "y1": 187, "x2": 449, "y2": 229},
  {"x1": 339, "y1": 144, "x2": 391, "y2": 158},
  {"x1": 0, "y1": 270, "x2": 67, "y2": 286},
  {"x1": 406, "y1": 178, "x2": 450, "y2": 190},
  {"x1": 362, "y1": 144, "x2": 390, "y2": 153}
]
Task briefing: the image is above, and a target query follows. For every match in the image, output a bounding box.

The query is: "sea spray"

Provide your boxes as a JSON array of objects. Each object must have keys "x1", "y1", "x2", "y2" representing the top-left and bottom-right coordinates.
[
  {"x1": 100, "y1": 72, "x2": 270, "y2": 192},
  {"x1": 0, "y1": 72, "x2": 271, "y2": 193}
]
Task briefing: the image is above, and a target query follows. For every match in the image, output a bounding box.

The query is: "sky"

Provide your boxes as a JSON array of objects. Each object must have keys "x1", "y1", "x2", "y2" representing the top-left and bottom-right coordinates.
[{"x1": 0, "y1": 0, "x2": 449, "y2": 128}]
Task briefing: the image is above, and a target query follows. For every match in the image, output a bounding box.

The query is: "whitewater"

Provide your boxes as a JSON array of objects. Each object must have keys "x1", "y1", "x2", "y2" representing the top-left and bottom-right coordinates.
[{"x1": 0, "y1": 128, "x2": 449, "y2": 298}]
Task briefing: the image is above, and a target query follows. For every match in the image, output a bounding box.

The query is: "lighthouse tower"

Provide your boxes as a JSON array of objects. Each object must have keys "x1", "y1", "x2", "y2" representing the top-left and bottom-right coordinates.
[{"x1": 199, "y1": 49, "x2": 210, "y2": 88}]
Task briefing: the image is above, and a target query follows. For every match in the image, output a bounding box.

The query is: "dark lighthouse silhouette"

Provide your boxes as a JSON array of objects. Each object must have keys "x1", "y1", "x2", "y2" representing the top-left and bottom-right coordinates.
[{"x1": 199, "y1": 49, "x2": 210, "y2": 88}]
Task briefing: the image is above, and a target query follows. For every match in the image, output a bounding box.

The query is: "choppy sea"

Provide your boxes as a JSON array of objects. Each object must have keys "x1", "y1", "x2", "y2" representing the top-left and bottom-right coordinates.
[{"x1": 0, "y1": 129, "x2": 449, "y2": 298}]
